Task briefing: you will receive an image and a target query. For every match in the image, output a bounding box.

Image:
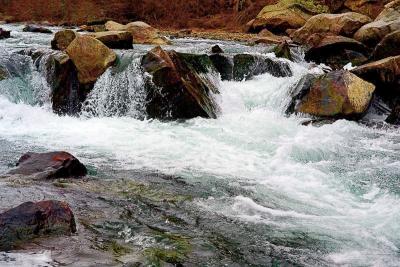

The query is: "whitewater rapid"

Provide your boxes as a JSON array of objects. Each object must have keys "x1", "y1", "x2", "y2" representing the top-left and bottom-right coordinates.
[{"x1": 0, "y1": 24, "x2": 399, "y2": 266}]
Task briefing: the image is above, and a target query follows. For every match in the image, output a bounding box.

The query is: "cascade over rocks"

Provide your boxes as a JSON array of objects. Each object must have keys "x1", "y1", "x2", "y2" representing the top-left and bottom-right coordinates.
[
  {"x1": 51, "y1": 30, "x2": 78, "y2": 51},
  {"x1": 209, "y1": 54, "x2": 234, "y2": 81},
  {"x1": 0, "y1": 200, "x2": 76, "y2": 250},
  {"x1": 87, "y1": 31, "x2": 133, "y2": 49},
  {"x1": 233, "y1": 54, "x2": 293, "y2": 81},
  {"x1": 274, "y1": 41, "x2": 293, "y2": 60},
  {"x1": 141, "y1": 46, "x2": 220, "y2": 120},
  {"x1": 291, "y1": 12, "x2": 372, "y2": 44},
  {"x1": 22, "y1": 25, "x2": 52, "y2": 34},
  {"x1": 290, "y1": 70, "x2": 375, "y2": 119},
  {"x1": 66, "y1": 35, "x2": 116, "y2": 84},
  {"x1": 8, "y1": 151, "x2": 87, "y2": 179},
  {"x1": 354, "y1": 0, "x2": 400, "y2": 47},
  {"x1": 250, "y1": 0, "x2": 329, "y2": 33},
  {"x1": 105, "y1": 20, "x2": 170, "y2": 45},
  {"x1": 371, "y1": 30, "x2": 400, "y2": 60},
  {"x1": 304, "y1": 34, "x2": 368, "y2": 69}
]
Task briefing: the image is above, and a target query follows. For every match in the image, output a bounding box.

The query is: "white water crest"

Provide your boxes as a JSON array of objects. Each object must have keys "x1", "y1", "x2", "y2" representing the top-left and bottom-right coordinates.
[{"x1": 0, "y1": 24, "x2": 399, "y2": 266}]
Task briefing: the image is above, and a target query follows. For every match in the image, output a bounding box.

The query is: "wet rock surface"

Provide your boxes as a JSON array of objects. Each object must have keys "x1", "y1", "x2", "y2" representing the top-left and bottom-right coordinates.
[
  {"x1": 0, "y1": 200, "x2": 76, "y2": 251},
  {"x1": 8, "y1": 151, "x2": 87, "y2": 179},
  {"x1": 233, "y1": 54, "x2": 293, "y2": 81},
  {"x1": 141, "y1": 46, "x2": 220, "y2": 120},
  {"x1": 22, "y1": 25, "x2": 52, "y2": 34}
]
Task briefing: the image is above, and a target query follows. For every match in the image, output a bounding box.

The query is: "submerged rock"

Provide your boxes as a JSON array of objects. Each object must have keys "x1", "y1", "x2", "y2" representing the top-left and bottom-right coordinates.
[
  {"x1": 233, "y1": 54, "x2": 292, "y2": 81},
  {"x1": 87, "y1": 31, "x2": 133, "y2": 49},
  {"x1": 211, "y1": 45, "x2": 224, "y2": 54},
  {"x1": 274, "y1": 41, "x2": 293, "y2": 61},
  {"x1": 292, "y1": 70, "x2": 375, "y2": 119},
  {"x1": 51, "y1": 29, "x2": 78, "y2": 51},
  {"x1": 141, "y1": 46, "x2": 220, "y2": 120},
  {"x1": 251, "y1": 0, "x2": 328, "y2": 33},
  {"x1": 66, "y1": 35, "x2": 116, "y2": 84},
  {"x1": 386, "y1": 103, "x2": 400, "y2": 124},
  {"x1": 8, "y1": 151, "x2": 87, "y2": 179},
  {"x1": 22, "y1": 25, "x2": 52, "y2": 34},
  {"x1": 0, "y1": 200, "x2": 76, "y2": 250},
  {"x1": 0, "y1": 28, "x2": 11, "y2": 39}
]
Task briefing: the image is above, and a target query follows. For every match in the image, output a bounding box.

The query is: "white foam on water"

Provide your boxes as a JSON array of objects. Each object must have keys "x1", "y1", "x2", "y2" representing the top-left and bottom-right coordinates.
[{"x1": 0, "y1": 251, "x2": 54, "y2": 267}]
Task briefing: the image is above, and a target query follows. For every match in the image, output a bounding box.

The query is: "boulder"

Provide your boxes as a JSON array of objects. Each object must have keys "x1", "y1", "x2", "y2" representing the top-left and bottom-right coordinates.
[
  {"x1": 0, "y1": 200, "x2": 76, "y2": 250},
  {"x1": 233, "y1": 54, "x2": 293, "y2": 81},
  {"x1": 291, "y1": 12, "x2": 372, "y2": 44},
  {"x1": 87, "y1": 31, "x2": 133, "y2": 49},
  {"x1": 344, "y1": 0, "x2": 392, "y2": 19},
  {"x1": 8, "y1": 151, "x2": 87, "y2": 179},
  {"x1": 354, "y1": 0, "x2": 400, "y2": 47},
  {"x1": 251, "y1": 0, "x2": 329, "y2": 33},
  {"x1": 105, "y1": 20, "x2": 170, "y2": 45},
  {"x1": 292, "y1": 70, "x2": 375, "y2": 118},
  {"x1": 209, "y1": 54, "x2": 234, "y2": 81},
  {"x1": 371, "y1": 30, "x2": 400, "y2": 60},
  {"x1": 51, "y1": 29, "x2": 78, "y2": 51},
  {"x1": 253, "y1": 28, "x2": 292, "y2": 44},
  {"x1": 66, "y1": 35, "x2": 116, "y2": 84},
  {"x1": 141, "y1": 46, "x2": 220, "y2": 119},
  {"x1": 304, "y1": 34, "x2": 368, "y2": 69},
  {"x1": 352, "y1": 55, "x2": 400, "y2": 95},
  {"x1": 0, "y1": 28, "x2": 11, "y2": 39},
  {"x1": 79, "y1": 24, "x2": 106, "y2": 32},
  {"x1": 44, "y1": 52, "x2": 93, "y2": 115},
  {"x1": 22, "y1": 25, "x2": 52, "y2": 34}
]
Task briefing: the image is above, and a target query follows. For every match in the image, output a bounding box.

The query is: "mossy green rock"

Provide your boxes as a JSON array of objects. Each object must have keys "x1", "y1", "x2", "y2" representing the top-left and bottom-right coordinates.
[
  {"x1": 252, "y1": 0, "x2": 329, "y2": 33},
  {"x1": 295, "y1": 70, "x2": 375, "y2": 119}
]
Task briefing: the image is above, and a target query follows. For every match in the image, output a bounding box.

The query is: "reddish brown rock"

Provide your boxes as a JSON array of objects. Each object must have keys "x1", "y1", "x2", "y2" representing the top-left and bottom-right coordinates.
[
  {"x1": 0, "y1": 200, "x2": 76, "y2": 250},
  {"x1": 87, "y1": 31, "x2": 133, "y2": 49},
  {"x1": 51, "y1": 29, "x2": 78, "y2": 51},
  {"x1": 371, "y1": 30, "x2": 400, "y2": 60},
  {"x1": 8, "y1": 151, "x2": 87, "y2": 179}
]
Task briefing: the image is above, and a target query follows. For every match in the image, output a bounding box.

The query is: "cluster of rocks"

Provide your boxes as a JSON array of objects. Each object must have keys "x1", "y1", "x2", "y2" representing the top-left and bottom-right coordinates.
[
  {"x1": 0, "y1": 151, "x2": 87, "y2": 250},
  {"x1": 246, "y1": 0, "x2": 400, "y2": 124}
]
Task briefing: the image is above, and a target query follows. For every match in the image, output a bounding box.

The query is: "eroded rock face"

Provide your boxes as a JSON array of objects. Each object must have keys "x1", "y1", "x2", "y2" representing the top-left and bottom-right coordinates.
[
  {"x1": 251, "y1": 0, "x2": 329, "y2": 33},
  {"x1": 371, "y1": 30, "x2": 400, "y2": 60},
  {"x1": 291, "y1": 12, "x2": 372, "y2": 44},
  {"x1": 233, "y1": 54, "x2": 293, "y2": 81},
  {"x1": 304, "y1": 35, "x2": 368, "y2": 69},
  {"x1": 105, "y1": 20, "x2": 170, "y2": 45},
  {"x1": 354, "y1": 0, "x2": 400, "y2": 47},
  {"x1": 0, "y1": 200, "x2": 76, "y2": 250},
  {"x1": 292, "y1": 70, "x2": 375, "y2": 119},
  {"x1": 51, "y1": 29, "x2": 78, "y2": 51},
  {"x1": 87, "y1": 31, "x2": 133, "y2": 49},
  {"x1": 66, "y1": 35, "x2": 116, "y2": 84},
  {"x1": 8, "y1": 151, "x2": 87, "y2": 179},
  {"x1": 141, "y1": 46, "x2": 220, "y2": 120}
]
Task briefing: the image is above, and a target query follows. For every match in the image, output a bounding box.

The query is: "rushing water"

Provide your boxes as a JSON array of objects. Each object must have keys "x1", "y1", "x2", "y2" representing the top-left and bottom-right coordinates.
[{"x1": 0, "y1": 24, "x2": 400, "y2": 266}]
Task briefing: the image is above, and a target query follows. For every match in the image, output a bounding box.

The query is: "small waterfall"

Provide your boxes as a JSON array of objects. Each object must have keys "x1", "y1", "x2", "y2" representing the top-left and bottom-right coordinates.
[
  {"x1": 81, "y1": 53, "x2": 147, "y2": 119},
  {"x1": 0, "y1": 49, "x2": 52, "y2": 107}
]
